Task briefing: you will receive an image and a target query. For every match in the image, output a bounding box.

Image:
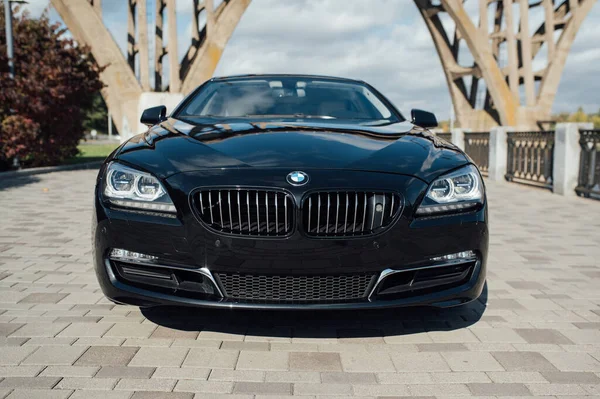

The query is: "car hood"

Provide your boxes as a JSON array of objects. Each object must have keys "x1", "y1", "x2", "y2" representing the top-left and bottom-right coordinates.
[{"x1": 114, "y1": 118, "x2": 469, "y2": 183}]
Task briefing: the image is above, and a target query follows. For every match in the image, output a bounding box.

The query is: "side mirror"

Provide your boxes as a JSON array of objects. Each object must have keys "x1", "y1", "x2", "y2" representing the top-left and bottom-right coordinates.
[
  {"x1": 140, "y1": 105, "x2": 167, "y2": 126},
  {"x1": 411, "y1": 109, "x2": 438, "y2": 128}
]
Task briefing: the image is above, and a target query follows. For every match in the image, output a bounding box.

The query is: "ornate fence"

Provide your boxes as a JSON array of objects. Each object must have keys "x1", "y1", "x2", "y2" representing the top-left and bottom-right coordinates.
[
  {"x1": 576, "y1": 129, "x2": 600, "y2": 199},
  {"x1": 505, "y1": 131, "x2": 555, "y2": 189},
  {"x1": 464, "y1": 132, "x2": 489, "y2": 176}
]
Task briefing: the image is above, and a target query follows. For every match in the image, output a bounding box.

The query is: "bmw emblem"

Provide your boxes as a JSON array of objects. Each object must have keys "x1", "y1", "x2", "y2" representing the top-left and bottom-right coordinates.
[{"x1": 287, "y1": 171, "x2": 309, "y2": 186}]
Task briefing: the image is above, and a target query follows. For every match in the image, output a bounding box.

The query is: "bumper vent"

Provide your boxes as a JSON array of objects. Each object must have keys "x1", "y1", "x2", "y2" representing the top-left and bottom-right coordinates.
[
  {"x1": 374, "y1": 262, "x2": 476, "y2": 299},
  {"x1": 303, "y1": 191, "x2": 401, "y2": 237},
  {"x1": 192, "y1": 189, "x2": 294, "y2": 237},
  {"x1": 216, "y1": 272, "x2": 376, "y2": 303},
  {"x1": 111, "y1": 261, "x2": 220, "y2": 298}
]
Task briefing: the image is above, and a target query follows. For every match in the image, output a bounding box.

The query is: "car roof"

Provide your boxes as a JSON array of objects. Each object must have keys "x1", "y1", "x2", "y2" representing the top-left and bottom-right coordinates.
[{"x1": 210, "y1": 74, "x2": 365, "y2": 84}]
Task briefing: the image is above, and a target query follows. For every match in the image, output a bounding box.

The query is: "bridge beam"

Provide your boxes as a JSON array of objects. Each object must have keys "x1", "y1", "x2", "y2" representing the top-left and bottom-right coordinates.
[
  {"x1": 154, "y1": 0, "x2": 165, "y2": 92},
  {"x1": 50, "y1": 0, "x2": 142, "y2": 137},
  {"x1": 415, "y1": 0, "x2": 596, "y2": 130},
  {"x1": 166, "y1": 0, "x2": 180, "y2": 93},
  {"x1": 537, "y1": 0, "x2": 596, "y2": 112},
  {"x1": 181, "y1": 0, "x2": 252, "y2": 93},
  {"x1": 137, "y1": 0, "x2": 150, "y2": 91},
  {"x1": 51, "y1": 0, "x2": 251, "y2": 139},
  {"x1": 52, "y1": 0, "x2": 593, "y2": 134}
]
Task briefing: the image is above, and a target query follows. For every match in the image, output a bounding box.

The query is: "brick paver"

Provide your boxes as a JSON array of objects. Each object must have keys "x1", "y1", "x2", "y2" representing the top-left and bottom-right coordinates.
[{"x1": 0, "y1": 169, "x2": 599, "y2": 397}]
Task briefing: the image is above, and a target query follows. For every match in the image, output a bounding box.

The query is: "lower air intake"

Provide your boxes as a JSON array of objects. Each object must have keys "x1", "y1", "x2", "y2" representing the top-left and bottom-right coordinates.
[{"x1": 216, "y1": 272, "x2": 376, "y2": 303}]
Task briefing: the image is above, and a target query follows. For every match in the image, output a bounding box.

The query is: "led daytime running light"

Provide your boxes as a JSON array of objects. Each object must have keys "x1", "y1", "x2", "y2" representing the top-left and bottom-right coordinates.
[
  {"x1": 110, "y1": 248, "x2": 158, "y2": 262},
  {"x1": 431, "y1": 250, "x2": 476, "y2": 262},
  {"x1": 415, "y1": 201, "x2": 479, "y2": 215},
  {"x1": 109, "y1": 199, "x2": 177, "y2": 213}
]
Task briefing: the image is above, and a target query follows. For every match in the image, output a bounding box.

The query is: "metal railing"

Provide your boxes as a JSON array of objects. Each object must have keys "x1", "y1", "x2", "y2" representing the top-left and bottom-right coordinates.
[
  {"x1": 505, "y1": 131, "x2": 555, "y2": 189},
  {"x1": 464, "y1": 132, "x2": 490, "y2": 176},
  {"x1": 576, "y1": 129, "x2": 600, "y2": 199}
]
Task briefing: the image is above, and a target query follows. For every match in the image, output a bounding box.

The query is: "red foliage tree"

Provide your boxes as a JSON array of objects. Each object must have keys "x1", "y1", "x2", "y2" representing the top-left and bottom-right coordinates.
[{"x1": 0, "y1": 7, "x2": 104, "y2": 169}]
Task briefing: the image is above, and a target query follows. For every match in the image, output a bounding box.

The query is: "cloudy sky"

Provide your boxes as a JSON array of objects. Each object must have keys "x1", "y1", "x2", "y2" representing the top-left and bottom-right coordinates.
[{"x1": 22, "y1": 0, "x2": 600, "y2": 120}]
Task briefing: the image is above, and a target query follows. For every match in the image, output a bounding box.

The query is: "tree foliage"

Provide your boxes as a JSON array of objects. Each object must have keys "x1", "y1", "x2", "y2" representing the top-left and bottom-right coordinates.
[
  {"x1": 0, "y1": 7, "x2": 104, "y2": 169},
  {"x1": 83, "y1": 92, "x2": 109, "y2": 135}
]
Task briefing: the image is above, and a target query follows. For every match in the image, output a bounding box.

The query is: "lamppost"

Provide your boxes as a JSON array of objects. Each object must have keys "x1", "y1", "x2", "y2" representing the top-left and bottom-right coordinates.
[
  {"x1": 3, "y1": 0, "x2": 28, "y2": 79},
  {"x1": 3, "y1": 0, "x2": 27, "y2": 169}
]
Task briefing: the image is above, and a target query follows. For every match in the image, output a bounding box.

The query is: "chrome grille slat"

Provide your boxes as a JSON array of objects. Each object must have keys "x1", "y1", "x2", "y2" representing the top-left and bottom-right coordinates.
[
  {"x1": 303, "y1": 191, "x2": 401, "y2": 237},
  {"x1": 265, "y1": 192, "x2": 269, "y2": 233},
  {"x1": 335, "y1": 193, "x2": 340, "y2": 233},
  {"x1": 246, "y1": 191, "x2": 250, "y2": 233},
  {"x1": 370, "y1": 192, "x2": 375, "y2": 231},
  {"x1": 353, "y1": 192, "x2": 357, "y2": 232},
  {"x1": 218, "y1": 191, "x2": 224, "y2": 229},
  {"x1": 362, "y1": 192, "x2": 367, "y2": 232},
  {"x1": 317, "y1": 194, "x2": 321, "y2": 233},
  {"x1": 208, "y1": 191, "x2": 214, "y2": 224},
  {"x1": 193, "y1": 189, "x2": 294, "y2": 237},
  {"x1": 237, "y1": 191, "x2": 242, "y2": 231},
  {"x1": 275, "y1": 193, "x2": 279, "y2": 234},
  {"x1": 326, "y1": 193, "x2": 330, "y2": 234},
  {"x1": 344, "y1": 193, "x2": 349, "y2": 233},
  {"x1": 228, "y1": 191, "x2": 233, "y2": 231},
  {"x1": 255, "y1": 191, "x2": 260, "y2": 233},
  {"x1": 308, "y1": 197, "x2": 312, "y2": 233},
  {"x1": 381, "y1": 194, "x2": 385, "y2": 226}
]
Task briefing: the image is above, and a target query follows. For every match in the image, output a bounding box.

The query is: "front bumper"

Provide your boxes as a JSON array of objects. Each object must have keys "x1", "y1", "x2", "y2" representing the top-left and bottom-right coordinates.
[
  {"x1": 93, "y1": 168, "x2": 488, "y2": 309},
  {"x1": 99, "y1": 256, "x2": 485, "y2": 309}
]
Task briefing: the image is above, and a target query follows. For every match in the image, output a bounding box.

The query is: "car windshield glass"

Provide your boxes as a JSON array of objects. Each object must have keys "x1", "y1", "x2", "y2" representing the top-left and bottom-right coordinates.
[{"x1": 177, "y1": 77, "x2": 400, "y2": 122}]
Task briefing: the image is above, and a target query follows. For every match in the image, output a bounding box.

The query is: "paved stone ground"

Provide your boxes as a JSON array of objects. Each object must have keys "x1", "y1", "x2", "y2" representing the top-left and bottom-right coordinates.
[{"x1": 0, "y1": 169, "x2": 599, "y2": 399}]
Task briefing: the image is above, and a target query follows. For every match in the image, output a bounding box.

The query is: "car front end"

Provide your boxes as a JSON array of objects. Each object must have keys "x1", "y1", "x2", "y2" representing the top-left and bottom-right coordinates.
[
  {"x1": 92, "y1": 74, "x2": 488, "y2": 310},
  {"x1": 93, "y1": 149, "x2": 487, "y2": 310}
]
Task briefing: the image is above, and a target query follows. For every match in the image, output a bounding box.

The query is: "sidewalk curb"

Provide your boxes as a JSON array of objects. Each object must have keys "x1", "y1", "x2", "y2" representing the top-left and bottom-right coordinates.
[{"x1": 0, "y1": 161, "x2": 103, "y2": 179}]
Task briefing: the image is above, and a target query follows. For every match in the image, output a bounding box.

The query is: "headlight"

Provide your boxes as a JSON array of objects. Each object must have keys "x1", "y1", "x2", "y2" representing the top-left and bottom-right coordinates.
[
  {"x1": 103, "y1": 162, "x2": 176, "y2": 213},
  {"x1": 416, "y1": 164, "x2": 483, "y2": 215}
]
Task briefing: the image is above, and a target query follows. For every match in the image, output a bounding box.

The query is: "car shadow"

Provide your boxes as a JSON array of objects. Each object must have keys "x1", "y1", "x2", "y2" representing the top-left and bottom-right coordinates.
[
  {"x1": 0, "y1": 175, "x2": 40, "y2": 191},
  {"x1": 141, "y1": 283, "x2": 487, "y2": 338}
]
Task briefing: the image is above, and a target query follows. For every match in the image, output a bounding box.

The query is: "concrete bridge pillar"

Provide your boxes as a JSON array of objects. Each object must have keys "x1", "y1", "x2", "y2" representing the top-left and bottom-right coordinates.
[
  {"x1": 450, "y1": 129, "x2": 468, "y2": 151},
  {"x1": 50, "y1": 0, "x2": 251, "y2": 140},
  {"x1": 488, "y1": 126, "x2": 513, "y2": 181},
  {"x1": 553, "y1": 122, "x2": 594, "y2": 196}
]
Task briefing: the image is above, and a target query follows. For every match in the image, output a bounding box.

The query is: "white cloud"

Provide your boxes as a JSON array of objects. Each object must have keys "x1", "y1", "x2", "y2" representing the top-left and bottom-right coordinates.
[
  {"x1": 18, "y1": 0, "x2": 48, "y2": 18},
  {"x1": 217, "y1": 0, "x2": 600, "y2": 118},
  {"x1": 215, "y1": 0, "x2": 451, "y2": 118}
]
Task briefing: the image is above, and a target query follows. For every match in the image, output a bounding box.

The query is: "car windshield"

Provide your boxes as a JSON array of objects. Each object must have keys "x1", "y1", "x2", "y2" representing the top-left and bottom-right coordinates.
[{"x1": 177, "y1": 77, "x2": 401, "y2": 122}]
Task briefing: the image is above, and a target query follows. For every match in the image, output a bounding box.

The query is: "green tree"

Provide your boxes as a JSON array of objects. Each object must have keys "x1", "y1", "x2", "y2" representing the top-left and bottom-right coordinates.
[
  {"x1": 83, "y1": 92, "x2": 108, "y2": 135},
  {"x1": 567, "y1": 107, "x2": 589, "y2": 123},
  {"x1": 0, "y1": 7, "x2": 104, "y2": 169}
]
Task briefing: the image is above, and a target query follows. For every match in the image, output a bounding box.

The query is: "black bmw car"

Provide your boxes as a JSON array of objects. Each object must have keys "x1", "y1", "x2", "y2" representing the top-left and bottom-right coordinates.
[{"x1": 93, "y1": 74, "x2": 487, "y2": 309}]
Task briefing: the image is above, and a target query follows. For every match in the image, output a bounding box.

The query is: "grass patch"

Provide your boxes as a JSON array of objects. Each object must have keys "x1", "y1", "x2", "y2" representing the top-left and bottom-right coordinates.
[{"x1": 65, "y1": 142, "x2": 120, "y2": 165}]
